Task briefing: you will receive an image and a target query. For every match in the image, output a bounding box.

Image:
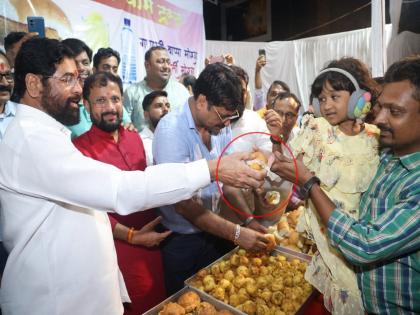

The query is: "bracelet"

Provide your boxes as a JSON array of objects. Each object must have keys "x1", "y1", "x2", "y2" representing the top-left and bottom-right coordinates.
[
  {"x1": 127, "y1": 227, "x2": 135, "y2": 244},
  {"x1": 241, "y1": 217, "x2": 254, "y2": 227},
  {"x1": 233, "y1": 224, "x2": 241, "y2": 245}
]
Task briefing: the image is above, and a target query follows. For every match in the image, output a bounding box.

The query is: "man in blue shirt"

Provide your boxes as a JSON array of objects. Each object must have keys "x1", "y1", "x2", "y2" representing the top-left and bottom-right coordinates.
[{"x1": 153, "y1": 63, "x2": 269, "y2": 295}]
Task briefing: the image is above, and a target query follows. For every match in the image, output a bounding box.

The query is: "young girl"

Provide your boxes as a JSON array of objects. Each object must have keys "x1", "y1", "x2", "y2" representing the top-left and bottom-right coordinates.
[{"x1": 290, "y1": 57, "x2": 380, "y2": 315}]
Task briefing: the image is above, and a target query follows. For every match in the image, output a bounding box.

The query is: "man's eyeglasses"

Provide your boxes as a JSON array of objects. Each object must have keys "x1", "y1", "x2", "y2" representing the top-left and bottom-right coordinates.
[
  {"x1": 213, "y1": 106, "x2": 240, "y2": 123},
  {"x1": 0, "y1": 72, "x2": 14, "y2": 82},
  {"x1": 45, "y1": 74, "x2": 83, "y2": 88}
]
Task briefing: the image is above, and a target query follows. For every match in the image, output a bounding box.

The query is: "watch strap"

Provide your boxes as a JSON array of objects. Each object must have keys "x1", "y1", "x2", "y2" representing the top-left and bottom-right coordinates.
[{"x1": 301, "y1": 176, "x2": 320, "y2": 199}]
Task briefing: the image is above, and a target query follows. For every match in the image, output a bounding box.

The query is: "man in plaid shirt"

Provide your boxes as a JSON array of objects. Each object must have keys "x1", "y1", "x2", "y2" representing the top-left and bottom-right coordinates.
[{"x1": 272, "y1": 56, "x2": 420, "y2": 315}]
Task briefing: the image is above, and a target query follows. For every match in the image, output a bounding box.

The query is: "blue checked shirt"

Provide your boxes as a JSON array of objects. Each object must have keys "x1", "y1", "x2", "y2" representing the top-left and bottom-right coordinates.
[{"x1": 328, "y1": 149, "x2": 420, "y2": 314}]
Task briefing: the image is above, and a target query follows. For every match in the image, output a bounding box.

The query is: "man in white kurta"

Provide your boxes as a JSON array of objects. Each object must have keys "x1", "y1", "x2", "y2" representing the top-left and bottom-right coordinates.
[{"x1": 0, "y1": 38, "x2": 264, "y2": 315}]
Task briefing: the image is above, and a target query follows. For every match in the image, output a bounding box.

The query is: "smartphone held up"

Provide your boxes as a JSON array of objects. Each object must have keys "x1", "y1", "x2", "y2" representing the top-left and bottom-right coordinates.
[{"x1": 27, "y1": 16, "x2": 45, "y2": 38}]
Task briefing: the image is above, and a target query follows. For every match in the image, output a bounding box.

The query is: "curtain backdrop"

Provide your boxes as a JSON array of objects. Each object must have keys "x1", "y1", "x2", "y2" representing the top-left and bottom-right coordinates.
[{"x1": 206, "y1": 25, "x2": 392, "y2": 111}]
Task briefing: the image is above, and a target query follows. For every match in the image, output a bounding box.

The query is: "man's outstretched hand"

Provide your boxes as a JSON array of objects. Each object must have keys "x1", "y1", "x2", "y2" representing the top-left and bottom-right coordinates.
[{"x1": 208, "y1": 152, "x2": 266, "y2": 189}]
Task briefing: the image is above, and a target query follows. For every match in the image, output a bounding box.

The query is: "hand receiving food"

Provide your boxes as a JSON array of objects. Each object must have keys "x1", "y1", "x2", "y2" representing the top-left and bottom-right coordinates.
[
  {"x1": 131, "y1": 216, "x2": 172, "y2": 247},
  {"x1": 214, "y1": 152, "x2": 266, "y2": 189}
]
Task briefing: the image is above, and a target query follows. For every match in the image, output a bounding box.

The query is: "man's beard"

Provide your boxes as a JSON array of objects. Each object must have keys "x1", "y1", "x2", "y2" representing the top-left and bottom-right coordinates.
[
  {"x1": 150, "y1": 112, "x2": 167, "y2": 129},
  {"x1": 377, "y1": 123, "x2": 394, "y2": 148},
  {"x1": 208, "y1": 124, "x2": 225, "y2": 136},
  {"x1": 93, "y1": 111, "x2": 122, "y2": 132},
  {"x1": 41, "y1": 85, "x2": 81, "y2": 126}
]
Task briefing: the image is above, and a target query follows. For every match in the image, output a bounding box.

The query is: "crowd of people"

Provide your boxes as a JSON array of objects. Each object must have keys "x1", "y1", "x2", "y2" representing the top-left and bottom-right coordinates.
[{"x1": 0, "y1": 31, "x2": 418, "y2": 315}]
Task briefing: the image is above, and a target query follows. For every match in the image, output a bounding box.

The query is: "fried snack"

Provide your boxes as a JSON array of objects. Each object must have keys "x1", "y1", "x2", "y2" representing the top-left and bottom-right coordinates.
[
  {"x1": 276, "y1": 220, "x2": 290, "y2": 235},
  {"x1": 241, "y1": 301, "x2": 257, "y2": 315},
  {"x1": 229, "y1": 254, "x2": 240, "y2": 266},
  {"x1": 197, "y1": 269, "x2": 209, "y2": 279},
  {"x1": 159, "y1": 302, "x2": 186, "y2": 315},
  {"x1": 287, "y1": 206, "x2": 303, "y2": 227},
  {"x1": 247, "y1": 151, "x2": 268, "y2": 170},
  {"x1": 269, "y1": 207, "x2": 316, "y2": 255},
  {"x1": 265, "y1": 191, "x2": 280, "y2": 205},
  {"x1": 219, "y1": 279, "x2": 231, "y2": 290},
  {"x1": 189, "y1": 249, "x2": 313, "y2": 315},
  {"x1": 217, "y1": 310, "x2": 233, "y2": 315},
  {"x1": 196, "y1": 301, "x2": 217, "y2": 315},
  {"x1": 236, "y1": 265, "x2": 249, "y2": 277},
  {"x1": 211, "y1": 287, "x2": 225, "y2": 301},
  {"x1": 177, "y1": 291, "x2": 201, "y2": 313},
  {"x1": 223, "y1": 270, "x2": 235, "y2": 282},
  {"x1": 203, "y1": 275, "x2": 216, "y2": 292},
  {"x1": 288, "y1": 231, "x2": 300, "y2": 245},
  {"x1": 229, "y1": 294, "x2": 241, "y2": 307},
  {"x1": 264, "y1": 234, "x2": 276, "y2": 252},
  {"x1": 256, "y1": 303, "x2": 271, "y2": 315}
]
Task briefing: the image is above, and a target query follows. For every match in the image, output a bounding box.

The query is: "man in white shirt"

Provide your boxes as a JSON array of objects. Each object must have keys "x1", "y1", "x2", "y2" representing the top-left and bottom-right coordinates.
[
  {"x1": 140, "y1": 90, "x2": 170, "y2": 166},
  {"x1": 271, "y1": 91, "x2": 301, "y2": 143},
  {"x1": 0, "y1": 38, "x2": 265, "y2": 315},
  {"x1": 0, "y1": 50, "x2": 15, "y2": 281},
  {"x1": 123, "y1": 46, "x2": 189, "y2": 131},
  {"x1": 0, "y1": 51, "x2": 15, "y2": 140}
]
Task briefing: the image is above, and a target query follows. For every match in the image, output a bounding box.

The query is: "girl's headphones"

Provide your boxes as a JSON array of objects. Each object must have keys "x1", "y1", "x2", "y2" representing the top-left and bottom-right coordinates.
[{"x1": 312, "y1": 67, "x2": 372, "y2": 119}]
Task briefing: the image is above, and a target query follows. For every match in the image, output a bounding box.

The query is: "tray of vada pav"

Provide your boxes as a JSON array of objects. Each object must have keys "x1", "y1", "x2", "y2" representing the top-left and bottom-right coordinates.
[
  {"x1": 185, "y1": 247, "x2": 315, "y2": 315},
  {"x1": 267, "y1": 207, "x2": 316, "y2": 259},
  {"x1": 142, "y1": 286, "x2": 243, "y2": 315}
]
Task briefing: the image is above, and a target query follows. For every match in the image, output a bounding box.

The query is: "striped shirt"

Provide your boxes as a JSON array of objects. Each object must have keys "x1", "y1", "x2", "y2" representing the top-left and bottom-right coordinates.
[{"x1": 327, "y1": 149, "x2": 420, "y2": 315}]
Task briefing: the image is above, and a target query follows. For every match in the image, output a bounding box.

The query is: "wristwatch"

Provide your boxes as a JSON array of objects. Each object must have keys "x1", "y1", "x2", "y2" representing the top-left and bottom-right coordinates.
[{"x1": 301, "y1": 176, "x2": 320, "y2": 200}]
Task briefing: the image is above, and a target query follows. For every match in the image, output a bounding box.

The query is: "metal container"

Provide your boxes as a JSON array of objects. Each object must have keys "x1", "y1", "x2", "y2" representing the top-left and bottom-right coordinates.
[
  {"x1": 142, "y1": 286, "x2": 244, "y2": 315},
  {"x1": 274, "y1": 245, "x2": 313, "y2": 262},
  {"x1": 185, "y1": 247, "x2": 316, "y2": 315}
]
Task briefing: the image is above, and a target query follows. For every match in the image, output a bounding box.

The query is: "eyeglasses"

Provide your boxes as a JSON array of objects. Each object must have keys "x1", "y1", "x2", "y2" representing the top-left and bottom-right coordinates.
[
  {"x1": 0, "y1": 72, "x2": 14, "y2": 82},
  {"x1": 45, "y1": 74, "x2": 83, "y2": 88},
  {"x1": 213, "y1": 106, "x2": 240, "y2": 123}
]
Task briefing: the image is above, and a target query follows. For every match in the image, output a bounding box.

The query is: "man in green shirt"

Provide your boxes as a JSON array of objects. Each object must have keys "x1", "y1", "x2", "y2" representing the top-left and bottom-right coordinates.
[
  {"x1": 123, "y1": 46, "x2": 189, "y2": 131},
  {"x1": 272, "y1": 56, "x2": 420, "y2": 314}
]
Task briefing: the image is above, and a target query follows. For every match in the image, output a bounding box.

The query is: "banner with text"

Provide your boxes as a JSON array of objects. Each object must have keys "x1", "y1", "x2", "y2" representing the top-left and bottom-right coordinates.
[{"x1": 0, "y1": 0, "x2": 204, "y2": 82}]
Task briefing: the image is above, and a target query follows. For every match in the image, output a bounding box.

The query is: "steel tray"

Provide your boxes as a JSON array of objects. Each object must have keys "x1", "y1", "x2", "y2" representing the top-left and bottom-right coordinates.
[
  {"x1": 142, "y1": 286, "x2": 245, "y2": 315},
  {"x1": 184, "y1": 246, "x2": 316, "y2": 315}
]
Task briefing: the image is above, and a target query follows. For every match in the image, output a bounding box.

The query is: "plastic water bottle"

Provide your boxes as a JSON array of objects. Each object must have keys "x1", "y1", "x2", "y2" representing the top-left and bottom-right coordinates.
[{"x1": 120, "y1": 18, "x2": 137, "y2": 84}]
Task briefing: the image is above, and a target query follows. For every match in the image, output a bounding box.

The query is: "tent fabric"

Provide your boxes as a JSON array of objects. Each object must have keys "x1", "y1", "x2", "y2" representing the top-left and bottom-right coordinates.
[{"x1": 206, "y1": 25, "x2": 392, "y2": 111}]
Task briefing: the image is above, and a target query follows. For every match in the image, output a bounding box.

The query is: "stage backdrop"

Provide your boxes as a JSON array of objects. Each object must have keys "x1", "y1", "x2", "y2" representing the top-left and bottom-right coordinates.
[{"x1": 0, "y1": 0, "x2": 205, "y2": 83}]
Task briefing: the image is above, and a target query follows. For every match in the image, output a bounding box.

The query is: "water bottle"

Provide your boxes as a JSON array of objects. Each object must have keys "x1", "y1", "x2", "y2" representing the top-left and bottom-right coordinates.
[{"x1": 120, "y1": 18, "x2": 137, "y2": 84}]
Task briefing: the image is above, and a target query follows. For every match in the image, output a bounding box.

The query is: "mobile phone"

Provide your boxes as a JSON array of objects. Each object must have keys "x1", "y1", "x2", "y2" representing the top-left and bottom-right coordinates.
[
  {"x1": 258, "y1": 49, "x2": 266, "y2": 57},
  {"x1": 209, "y1": 55, "x2": 224, "y2": 64},
  {"x1": 27, "y1": 16, "x2": 45, "y2": 38}
]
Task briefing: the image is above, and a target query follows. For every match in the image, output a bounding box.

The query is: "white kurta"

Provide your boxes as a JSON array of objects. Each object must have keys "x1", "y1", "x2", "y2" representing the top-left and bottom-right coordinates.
[
  {"x1": 0, "y1": 104, "x2": 210, "y2": 315},
  {"x1": 139, "y1": 125, "x2": 154, "y2": 166}
]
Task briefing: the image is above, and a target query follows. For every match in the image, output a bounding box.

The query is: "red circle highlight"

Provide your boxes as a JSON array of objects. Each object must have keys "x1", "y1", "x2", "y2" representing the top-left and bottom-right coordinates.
[{"x1": 215, "y1": 132, "x2": 298, "y2": 219}]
